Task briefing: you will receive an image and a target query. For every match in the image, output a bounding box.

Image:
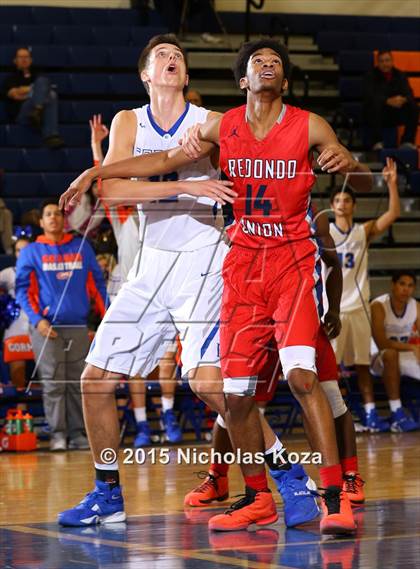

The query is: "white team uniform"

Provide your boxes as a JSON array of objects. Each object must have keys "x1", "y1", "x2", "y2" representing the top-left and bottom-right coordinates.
[
  {"x1": 0, "y1": 266, "x2": 30, "y2": 339},
  {"x1": 370, "y1": 294, "x2": 420, "y2": 380},
  {"x1": 86, "y1": 103, "x2": 227, "y2": 377},
  {"x1": 328, "y1": 222, "x2": 371, "y2": 366}
]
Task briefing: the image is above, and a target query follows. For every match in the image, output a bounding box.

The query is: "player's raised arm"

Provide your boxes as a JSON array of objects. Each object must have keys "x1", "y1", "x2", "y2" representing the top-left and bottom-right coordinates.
[
  {"x1": 309, "y1": 113, "x2": 373, "y2": 193},
  {"x1": 364, "y1": 157, "x2": 400, "y2": 241}
]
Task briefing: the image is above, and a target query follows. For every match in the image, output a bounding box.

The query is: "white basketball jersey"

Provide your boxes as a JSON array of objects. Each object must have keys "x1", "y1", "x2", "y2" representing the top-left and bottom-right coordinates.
[
  {"x1": 132, "y1": 103, "x2": 221, "y2": 251},
  {"x1": 330, "y1": 222, "x2": 370, "y2": 312},
  {"x1": 373, "y1": 294, "x2": 417, "y2": 343}
]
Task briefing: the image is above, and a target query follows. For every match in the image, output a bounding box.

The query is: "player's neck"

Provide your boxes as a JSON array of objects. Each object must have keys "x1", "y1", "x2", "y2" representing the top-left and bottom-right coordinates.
[
  {"x1": 148, "y1": 89, "x2": 187, "y2": 131},
  {"x1": 390, "y1": 294, "x2": 407, "y2": 315},
  {"x1": 43, "y1": 230, "x2": 65, "y2": 243},
  {"x1": 245, "y1": 94, "x2": 283, "y2": 139},
  {"x1": 334, "y1": 216, "x2": 353, "y2": 232}
]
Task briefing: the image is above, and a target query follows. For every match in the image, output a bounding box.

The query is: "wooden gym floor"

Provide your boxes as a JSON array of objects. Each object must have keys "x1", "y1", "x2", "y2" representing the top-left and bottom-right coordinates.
[{"x1": 1, "y1": 431, "x2": 420, "y2": 568}]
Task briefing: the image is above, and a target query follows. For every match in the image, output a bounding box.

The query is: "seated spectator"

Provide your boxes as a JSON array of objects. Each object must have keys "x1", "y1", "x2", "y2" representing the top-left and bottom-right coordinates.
[
  {"x1": 0, "y1": 237, "x2": 32, "y2": 389},
  {"x1": 364, "y1": 50, "x2": 419, "y2": 150},
  {"x1": 0, "y1": 199, "x2": 13, "y2": 254},
  {"x1": 2, "y1": 47, "x2": 64, "y2": 149},
  {"x1": 96, "y1": 252, "x2": 120, "y2": 303},
  {"x1": 20, "y1": 209, "x2": 43, "y2": 240},
  {"x1": 186, "y1": 88, "x2": 203, "y2": 107},
  {"x1": 371, "y1": 270, "x2": 419, "y2": 432},
  {"x1": 15, "y1": 198, "x2": 107, "y2": 451}
]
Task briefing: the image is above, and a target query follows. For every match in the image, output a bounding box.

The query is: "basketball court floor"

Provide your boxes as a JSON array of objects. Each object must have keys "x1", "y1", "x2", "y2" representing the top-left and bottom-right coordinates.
[{"x1": 1, "y1": 431, "x2": 419, "y2": 568}]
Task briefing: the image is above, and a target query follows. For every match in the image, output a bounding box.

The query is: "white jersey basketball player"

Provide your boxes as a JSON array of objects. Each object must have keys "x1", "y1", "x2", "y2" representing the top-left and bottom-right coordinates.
[
  {"x1": 328, "y1": 158, "x2": 400, "y2": 432},
  {"x1": 370, "y1": 272, "x2": 419, "y2": 432}
]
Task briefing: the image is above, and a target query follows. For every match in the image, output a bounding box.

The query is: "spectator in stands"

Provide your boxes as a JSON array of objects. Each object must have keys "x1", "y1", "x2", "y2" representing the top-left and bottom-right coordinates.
[
  {"x1": 15, "y1": 198, "x2": 107, "y2": 451},
  {"x1": 0, "y1": 199, "x2": 13, "y2": 255},
  {"x1": 0, "y1": 237, "x2": 32, "y2": 389},
  {"x1": 3, "y1": 47, "x2": 64, "y2": 149},
  {"x1": 186, "y1": 88, "x2": 203, "y2": 106},
  {"x1": 329, "y1": 158, "x2": 400, "y2": 433},
  {"x1": 96, "y1": 252, "x2": 120, "y2": 304},
  {"x1": 364, "y1": 50, "x2": 419, "y2": 150},
  {"x1": 370, "y1": 271, "x2": 419, "y2": 432},
  {"x1": 20, "y1": 209, "x2": 42, "y2": 240}
]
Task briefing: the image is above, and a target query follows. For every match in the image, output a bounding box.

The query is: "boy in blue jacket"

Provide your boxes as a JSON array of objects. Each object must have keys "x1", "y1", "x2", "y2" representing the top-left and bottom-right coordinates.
[{"x1": 16, "y1": 198, "x2": 107, "y2": 451}]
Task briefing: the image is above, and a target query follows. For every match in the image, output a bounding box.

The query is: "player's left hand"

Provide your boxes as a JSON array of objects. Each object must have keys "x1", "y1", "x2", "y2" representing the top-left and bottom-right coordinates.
[
  {"x1": 179, "y1": 123, "x2": 204, "y2": 159},
  {"x1": 382, "y1": 157, "x2": 398, "y2": 187},
  {"x1": 317, "y1": 144, "x2": 355, "y2": 174},
  {"x1": 323, "y1": 310, "x2": 341, "y2": 339}
]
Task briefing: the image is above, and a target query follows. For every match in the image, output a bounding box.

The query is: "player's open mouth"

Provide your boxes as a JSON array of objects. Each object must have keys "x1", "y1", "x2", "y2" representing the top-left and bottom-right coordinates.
[
  {"x1": 260, "y1": 71, "x2": 275, "y2": 79},
  {"x1": 166, "y1": 64, "x2": 177, "y2": 73}
]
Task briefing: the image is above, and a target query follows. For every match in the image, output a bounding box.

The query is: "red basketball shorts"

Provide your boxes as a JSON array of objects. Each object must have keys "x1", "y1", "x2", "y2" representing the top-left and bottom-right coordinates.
[{"x1": 220, "y1": 239, "x2": 321, "y2": 391}]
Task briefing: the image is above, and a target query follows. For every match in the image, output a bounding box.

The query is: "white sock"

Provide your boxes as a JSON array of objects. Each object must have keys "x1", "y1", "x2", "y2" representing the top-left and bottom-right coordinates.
[
  {"x1": 265, "y1": 436, "x2": 283, "y2": 455},
  {"x1": 364, "y1": 402, "x2": 375, "y2": 414},
  {"x1": 94, "y1": 460, "x2": 119, "y2": 471},
  {"x1": 216, "y1": 414, "x2": 226, "y2": 429},
  {"x1": 161, "y1": 396, "x2": 174, "y2": 412},
  {"x1": 389, "y1": 399, "x2": 402, "y2": 413},
  {"x1": 134, "y1": 407, "x2": 147, "y2": 423}
]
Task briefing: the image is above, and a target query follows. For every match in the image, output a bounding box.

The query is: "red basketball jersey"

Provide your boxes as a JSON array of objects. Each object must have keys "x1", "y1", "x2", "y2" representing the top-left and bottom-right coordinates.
[{"x1": 219, "y1": 104, "x2": 316, "y2": 248}]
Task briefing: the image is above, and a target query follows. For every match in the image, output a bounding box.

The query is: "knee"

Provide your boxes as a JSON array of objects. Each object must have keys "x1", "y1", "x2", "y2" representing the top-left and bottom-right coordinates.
[
  {"x1": 225, "y1": 393, "x2": 254, "y2": 418},
  {"x1": 288, "y1": 368, "x2": 318, "y2": 396},
  {"x1": 320, "y1": 380, "x2": 347, "y2": 418},
  {"x1": 382, "y1": 348, "x2": 398, "y2": 365},
  {"x1": 81, "y1": 365, "x2": 119, "y2": 396}
]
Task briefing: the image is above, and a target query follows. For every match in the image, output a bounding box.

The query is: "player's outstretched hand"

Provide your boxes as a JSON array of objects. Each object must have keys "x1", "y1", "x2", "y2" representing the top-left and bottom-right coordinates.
[
  {"x1": 182, "y1": 179, "x2": 236, "y2": 205},
  {"x1": 317, "y1": 144, "x2": 354, "y2": 173},
  {"x1": 179, "y1": 123, "x2": 203, "y2": 159},
  {"x1": 382, "y1": 157, "x2": 398, "y2": 187},
  {"x1": 59, "y1": 168, "x2": 96, "y2": 211},
  {"x1": 323, "y1": 310, "x2": 342, "y2": 340},
  {"x1": 90, "y1": 113, "x2": 109, "y2": 145}
]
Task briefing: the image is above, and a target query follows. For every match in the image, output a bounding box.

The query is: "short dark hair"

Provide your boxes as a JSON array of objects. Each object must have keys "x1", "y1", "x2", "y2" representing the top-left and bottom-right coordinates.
[
  {"x1": 137, "y1": 34, "x2": 189, "y2": 95},
  {"x1": 391, "y1": 270, "x2": 417, "y2": 285},
  {"x1": 329, "y1": 186, "x2": 357, "y2": 204},
  {"x1": 40, "y1": 198, "x2": 61, "y2": 217},
  {"x1": 233, "y1": 38, "x2": 290, "y2": 90},
  {"x1": 377, "y1": 50, "x2": 392, "y2": 58}
]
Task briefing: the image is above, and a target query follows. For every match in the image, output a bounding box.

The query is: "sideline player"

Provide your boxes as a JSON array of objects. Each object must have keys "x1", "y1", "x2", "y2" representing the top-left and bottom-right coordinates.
[
  {"x1": 61, "y1": 39, "x2": 372, "y2": 534},
  {"x1": 370, "y1": 271, "x2": 419, "y2": 431},
  {"x1": 329, "y1": 157, "x2": 400, "y2": 432},
  {"x1": 58, "y1": 36, "x2": 319, "y2": 529}
]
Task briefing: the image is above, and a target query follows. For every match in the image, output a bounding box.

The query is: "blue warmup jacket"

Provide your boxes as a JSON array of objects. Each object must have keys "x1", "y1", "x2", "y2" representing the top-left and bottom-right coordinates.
[{"x1": 15, "y1": 233, "x2": 107, "y2": 327}]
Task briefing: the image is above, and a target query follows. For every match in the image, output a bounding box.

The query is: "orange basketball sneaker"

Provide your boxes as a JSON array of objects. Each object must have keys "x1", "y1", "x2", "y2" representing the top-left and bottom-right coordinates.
[
  {"x1": 184, "y1": 472, "x2": 229, "y2": 507},
  {"x1": 208, "y1": 487, "x2": 278, "y2": 531},
  {"x1": 319, "y1": 486, "x2": 356, "y2": 535},
  {"x1": 343, "y1": 472, "x2": 365, "y2": 506}
]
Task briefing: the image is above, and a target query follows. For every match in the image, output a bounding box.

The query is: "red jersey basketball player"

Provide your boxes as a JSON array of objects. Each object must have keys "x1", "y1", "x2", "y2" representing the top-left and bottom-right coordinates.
[{"x1": 61, "y1": 39, "x2": 371, "y2": 535}]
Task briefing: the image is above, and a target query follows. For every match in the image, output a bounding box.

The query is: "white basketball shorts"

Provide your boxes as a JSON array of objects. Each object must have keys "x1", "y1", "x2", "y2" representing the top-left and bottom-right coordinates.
[{"x1": 86, "y1": 241, "x2": 228, "y2": 378}]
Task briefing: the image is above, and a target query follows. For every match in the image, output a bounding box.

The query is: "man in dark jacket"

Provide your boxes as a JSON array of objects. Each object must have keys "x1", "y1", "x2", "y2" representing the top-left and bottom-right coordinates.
[
  {"x1": 364, "y1": 50, "x2": 419, "y2": 150},
  {"x1": 16, "y1": 199, "x2": 107, "y2": 451},
  {"x1": 3, "y1": 47, "x2": 64, "y2": 149}
]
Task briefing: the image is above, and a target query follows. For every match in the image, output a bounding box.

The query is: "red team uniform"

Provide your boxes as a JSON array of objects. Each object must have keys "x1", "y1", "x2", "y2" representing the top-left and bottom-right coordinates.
[{"x1": 219, "y1": 103, "x2": 322, "y2": 384}]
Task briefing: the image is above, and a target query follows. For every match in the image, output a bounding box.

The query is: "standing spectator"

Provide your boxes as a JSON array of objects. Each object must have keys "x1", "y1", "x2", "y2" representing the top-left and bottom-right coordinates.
[
  {"x1": 186, "y1": 88, "x2": 202, "y2": 107},
  {"x1": 371, "y1": 271, "x2": 419, "y2": 431},
  {"x1": 0, "y1": 237, "x2": 32, "y2": 389},
  {"x1": 15, "y1": 199, "x2": 107, "y2": 451},
  {"x1": 0, "y1": 199, "x2": 13, "y2": 255},
  {"x1": 328, "y1": 158, "x2": 400, "y2": 432},
  {"x1": 364, "y1": 50, "x2": 419, "y2": 150},
  {"x1": 2, "y1": 47, "x2": 64, "y2": 149}
]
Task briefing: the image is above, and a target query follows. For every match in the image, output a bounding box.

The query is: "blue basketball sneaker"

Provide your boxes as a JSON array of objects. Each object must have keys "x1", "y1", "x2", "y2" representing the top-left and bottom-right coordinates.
[
  {"x1": 390, "y1": 408, "x2": 419, "y2": 432},
  {"x1": 270, "y1": 464, "x2": 320, "y2": 527},
  {"x1": 134, "y1": 421, "x2": 151, "y2": 447},
  {"x1": 58, "y1": 481, "x2": 126, "y2": 526},
  {"x1": 161, "y1": 409, "x2": 182, "y2": 443},
  {"x1": 365, "y1": 409, "x2": 390, "y2": 433}
]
